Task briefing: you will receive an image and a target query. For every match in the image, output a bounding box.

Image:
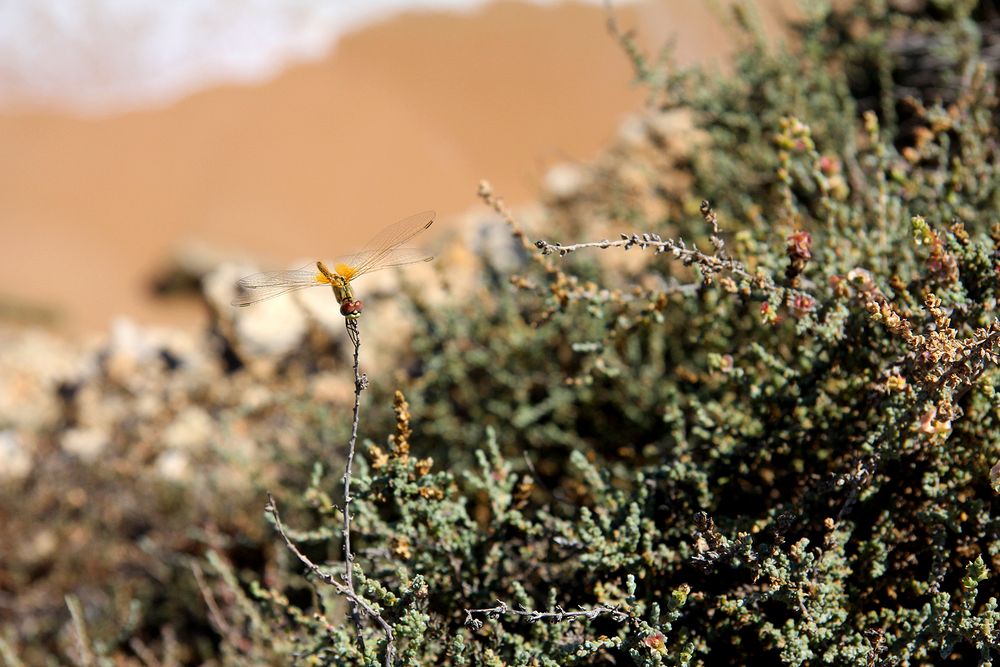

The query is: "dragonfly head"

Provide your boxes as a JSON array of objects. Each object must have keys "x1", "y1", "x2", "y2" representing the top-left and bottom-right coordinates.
[{"x1": 340, "y1": 298, "x2": 363, "y2": 319}]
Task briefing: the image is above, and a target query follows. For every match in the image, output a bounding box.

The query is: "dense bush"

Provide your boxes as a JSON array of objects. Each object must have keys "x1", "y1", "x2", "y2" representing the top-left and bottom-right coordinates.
[
  {"x1": 223, "y1": 3, "x2": 1000, "y2": 665},
  {"x1": 7, "y1": 2, "x2": 1000, "y2": 665}
]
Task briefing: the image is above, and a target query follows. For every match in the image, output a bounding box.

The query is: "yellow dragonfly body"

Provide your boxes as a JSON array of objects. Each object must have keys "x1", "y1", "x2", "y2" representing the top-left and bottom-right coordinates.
[{"x1": 232, "y1": 211, "x2": 435, "y2": 319}]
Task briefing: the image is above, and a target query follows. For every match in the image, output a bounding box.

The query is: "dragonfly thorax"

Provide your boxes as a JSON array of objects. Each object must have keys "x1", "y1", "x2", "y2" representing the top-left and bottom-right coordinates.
[
  {"x1": 317, "y1": 260, "x2": 362, "y2": 318},
  {"x1": 334, "y1": 262, "x2": 359, "y2": 282}
]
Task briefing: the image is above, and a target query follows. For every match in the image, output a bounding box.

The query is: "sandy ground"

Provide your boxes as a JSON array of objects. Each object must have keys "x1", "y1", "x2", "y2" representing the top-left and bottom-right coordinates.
[{"x1": 0, "y1": 0, "x2": 795, "y2": 332}]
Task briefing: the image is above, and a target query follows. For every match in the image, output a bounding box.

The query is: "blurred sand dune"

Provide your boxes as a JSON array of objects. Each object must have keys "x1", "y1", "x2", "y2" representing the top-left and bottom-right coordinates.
[{"x1": 0, "y1": 0, "x2": 794, "y2": 331}]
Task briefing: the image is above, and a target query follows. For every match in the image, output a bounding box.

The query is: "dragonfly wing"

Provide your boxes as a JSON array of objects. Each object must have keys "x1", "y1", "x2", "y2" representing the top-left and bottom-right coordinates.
[
  {"x1": 231, "y1": 266, "x2": 324, "y2": 307},
  {"x1": 341, "y1": 210, "x2": 435, "y2": 277},
  {"x1": 329, "y1": 247, "x2": 433, "y2": 279},
  {"x1": 371, "y1": 246, "x2": 434, "y2": 269}
]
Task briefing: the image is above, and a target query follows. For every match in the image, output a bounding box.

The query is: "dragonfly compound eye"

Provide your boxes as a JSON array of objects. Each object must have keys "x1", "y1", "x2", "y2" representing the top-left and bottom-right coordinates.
[{"x1": 340, "y1": 299, "x2": 364, "y2": 317}]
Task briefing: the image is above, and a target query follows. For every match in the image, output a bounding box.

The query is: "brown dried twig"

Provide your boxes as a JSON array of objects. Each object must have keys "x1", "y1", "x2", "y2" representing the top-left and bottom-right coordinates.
[
  {"x1": 264, "y1": 318, "x2": 395, "y2": 666},
  {"x1": 533, "y1": 200, "x2": 817, "y2": 304},
  {"x1": 464, "y1": 599, "x2": 630, "y2": 630},
  {"x1": 266, "y1": 493, "x2": 396, "y2": 666},
  {"x1": 478, "y1": 180, "x2": 573, "y2": 324},
  {"x1": 342, "y1": 318, "x2": 368, "y2": 653}
]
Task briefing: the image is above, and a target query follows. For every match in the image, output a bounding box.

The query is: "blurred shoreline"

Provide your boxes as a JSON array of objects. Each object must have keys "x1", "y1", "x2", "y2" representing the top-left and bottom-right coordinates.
[{"x1": 0, "y1": 0, "x2": 794, "y2": 333}]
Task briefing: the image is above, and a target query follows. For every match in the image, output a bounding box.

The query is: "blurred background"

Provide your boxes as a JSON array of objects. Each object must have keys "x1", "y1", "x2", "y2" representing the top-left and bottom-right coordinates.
[{"x1": 0, "y1": 0, "x2": 795, "y2": 333}]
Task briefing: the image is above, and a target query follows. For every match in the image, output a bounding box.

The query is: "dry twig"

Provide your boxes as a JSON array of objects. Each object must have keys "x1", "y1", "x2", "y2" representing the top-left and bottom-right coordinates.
[
  {"x1": 464, "y1": 599, "x2": 630, "y2": 631},
  {"x1": 342, "y1": 318, "x2": 368, "y2": 653},
  {"x1": 266, "y1": 493, "x2": 396, "y2": 666},
  {"x1": 265, "y1": 318, "x2": 394, "y2": 666}
]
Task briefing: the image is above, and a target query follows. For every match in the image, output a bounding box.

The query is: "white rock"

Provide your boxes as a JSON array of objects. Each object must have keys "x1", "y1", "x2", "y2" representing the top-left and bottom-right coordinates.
[
  {"x1": 61, "y1": 427, "x2": 108, "y2": 462},
  {"x1": 544, "y1": 162, "x2": 589, "y2": 201},
  {"x1": 108, "y1": 317, "x2": 159, "y2": 363},
  {"x1": 645, "y1": 109, "x2": 705, "y2": 155},
  {"x1": 0, "y1": 430, "x2": 32, "y2": 480},
  {"x1": 239, "y1": 385, "x2": 274, "y2": 412},
  {"x1": 616, "y1": 113, "x2": 649, "y2": 149},
  {"x1": 202, "y1": 262, "x2": 250, "y2": 314},
  {"x1": 155, "y1": 449, "x2": 190, "y2": 483},
  {"x1": 461, "y1": 214, "x2": 523, "y2": 274},
  {"x1": 207, "y1": 262, "x2": 311, "y2": 357},
  {"x1": 235, "y1": 298, "x2": 308, "y2": 356},
  {"x1": 0, "y1": 329, "x2": 90, "y2": 430},
  {"x1": 163, "y1": 406, "x2": 214, "y2": 452}
]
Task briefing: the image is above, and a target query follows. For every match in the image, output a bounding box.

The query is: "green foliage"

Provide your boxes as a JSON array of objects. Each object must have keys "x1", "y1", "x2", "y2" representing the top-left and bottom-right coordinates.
[
  {"x1": 11, "y1": 2, "x2": 1000, "y2": 665},
  {"x1": 235, "y1": 3, "x2": 1000, "y2": 665}
]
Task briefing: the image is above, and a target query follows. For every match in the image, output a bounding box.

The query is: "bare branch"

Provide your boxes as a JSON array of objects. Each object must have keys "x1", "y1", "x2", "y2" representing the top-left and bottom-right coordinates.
[
  {"x1": 534, "y1": 230, "x2": 816, "y2": 304},
  {"x1": 265, "y1": 493, "x2": 396, "y2": 666},
  {"x1": 464, "y1": 599, "x2": 630, "y2": 631},
  {"x1": 342, "y1": 317, "x2": 368, "y2": 655}
]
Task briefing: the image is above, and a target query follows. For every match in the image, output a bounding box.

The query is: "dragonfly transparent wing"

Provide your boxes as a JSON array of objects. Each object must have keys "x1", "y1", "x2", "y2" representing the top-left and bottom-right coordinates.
[
  {"x1": 232, "y1": 211, "x2": 435, "y2": 308},
  {"x1": 328, "y1": 246, "x2": 433, "y2": 279},
  {"x1": 231, "y1": 265, "x2": 324, "y2": 307},
  {"x1": 339, "y1": 210, "x2": 435, "y2": 279}
]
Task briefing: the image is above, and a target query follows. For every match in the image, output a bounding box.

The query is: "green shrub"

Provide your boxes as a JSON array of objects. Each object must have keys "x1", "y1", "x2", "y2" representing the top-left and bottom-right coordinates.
[
  {"x1": 225, "y1": 3, "x2": 1000, "y2": 665},
  {"x1": 12, "y1": 2, "x2": 1000, "y2": 666}
]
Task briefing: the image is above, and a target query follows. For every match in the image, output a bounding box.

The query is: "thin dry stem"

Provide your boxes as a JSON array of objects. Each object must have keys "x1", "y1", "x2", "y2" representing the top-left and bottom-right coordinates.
[
  {"x1": 343, "y1": 317, "x2": 367, "y2": 655},
  {"x1": 464, "y1": 600, "x2": 630, "y2": 630},
  {"x1": 65, "y1": 595, "x2": 95, "y2": 667},
  {"x1": 477, "y1": 180, "x2": 555, "y2": 273},
  {"x1": 264, "y1": 318, "x2": 394, "y2": 665},
  {"x1": 535, "y1": 230, "x2": 816, "y2": 304},
  {"x1": 191, "y1": 561, "x2": 242, "y2": 652},
  {"x1": 0, "y1": 637, "x2": 27, "y2": 667},
  {"x1": 479, "y1": 180, "x2": 603, "y2": 327},
  {"x1": 266, "y1": 493, "x2": 396, "y2": 666}
]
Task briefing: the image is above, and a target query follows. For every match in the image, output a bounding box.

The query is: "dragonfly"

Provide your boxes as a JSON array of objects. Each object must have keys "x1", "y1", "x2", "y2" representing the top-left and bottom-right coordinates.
[{"x1": 232, "y1": 210, "x2": 435, "y2": 319}]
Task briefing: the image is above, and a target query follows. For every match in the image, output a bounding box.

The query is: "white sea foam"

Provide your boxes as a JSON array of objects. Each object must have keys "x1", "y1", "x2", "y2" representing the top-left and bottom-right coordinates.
[{"x1": 0, "y1": 0, "x2": 621, "y2": 115}]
